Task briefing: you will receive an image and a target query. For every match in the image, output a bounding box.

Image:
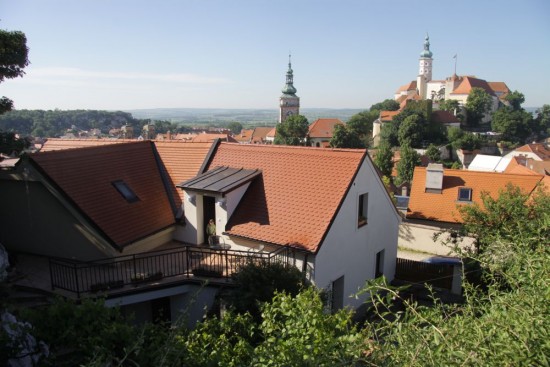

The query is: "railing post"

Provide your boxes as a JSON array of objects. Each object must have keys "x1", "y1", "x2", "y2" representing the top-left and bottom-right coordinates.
[
  {"x1": 48, "y1": 258, "x2": 55, "y2": 291},
  {"x1": 74, "y1": 263, "x2": 80, "y2": 298},
  {"x1": 133, "y1": 254, "x2": 137, "y2": 279},
  {"x1": 186, "y1": 246, "x2": 190, "y2": 279}
]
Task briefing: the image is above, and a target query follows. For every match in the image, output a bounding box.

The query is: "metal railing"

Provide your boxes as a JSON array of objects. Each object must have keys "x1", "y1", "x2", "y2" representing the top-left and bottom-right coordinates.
[{"x1": 49, "y1": 245, "x2": 297, "y2": 298}]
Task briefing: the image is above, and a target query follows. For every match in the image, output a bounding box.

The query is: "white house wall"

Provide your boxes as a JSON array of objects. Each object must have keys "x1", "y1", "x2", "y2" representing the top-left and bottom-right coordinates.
[
  {"x1": 399, "y1": 220, "x2": 475, "y2": 256},
  {"x1": 314, "y1": 157, "x2": 400, "y2": 309}
]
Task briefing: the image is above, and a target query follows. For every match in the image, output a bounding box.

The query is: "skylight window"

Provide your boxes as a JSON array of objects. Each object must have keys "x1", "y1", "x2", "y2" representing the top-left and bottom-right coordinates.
[
  {"x1": 112, "y1": 180, "x2": 139, "y2": 203},
  {"x1": 458, "y1": 187, "x2": 472, "y2": 202}
]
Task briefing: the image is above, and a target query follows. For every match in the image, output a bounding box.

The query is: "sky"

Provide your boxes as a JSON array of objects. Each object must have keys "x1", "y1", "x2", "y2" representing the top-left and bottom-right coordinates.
[{"x1": 1, "y1": 0, "x2": 549, "y2": 111}]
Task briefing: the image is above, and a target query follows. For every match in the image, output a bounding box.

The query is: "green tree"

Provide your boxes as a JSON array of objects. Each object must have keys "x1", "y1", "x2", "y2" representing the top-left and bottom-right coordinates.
[
  {"x1": 447, "y1": 127, "x2": 482, "y2": 151},
  {"x1": 533, "y1": 104, "x2": 550, "y2": 137},
  {"x1": 274, "y1": 114, "x2": 309, "y2": 146},
  {"x1": 491, "y1": 106, "x2": 533, "y2": 143},
  {"x1": 0, "y1": 29, "x2": 29, "y2": 114},
  {"x1": 425, "y1": 143, "x2": 441, "y2": 162},
  {"x1": 0, "y1": 130, "x2": 29, "y2": 155},
  {"x1": 379, "y1": 119, "x2": 400, "y2": 147},
  {"x1": 438, "y1": 99, "x2": 460, "y2": 115},
  {"x1": 370, "y1": 98, "x2": 400, "y2": 112},
  {"x1": 227, "y1": 121, "x2": 243, "y2": 135},
  {"x1": 395, "y1": 144, "x2": 421, "y2": 185},
  {"x1": 398, "y1": 114, "x2": 423, "y2": 148},
  {"x1": 465, "y1": 87, "x2": 492, "y2": 126},
  {"x1": 374, "y1": 141, "x2": 394, "y2": 177},
  {"x1": 329, "y1": 124, "x2": 365, "y2": 148},
  {"x1": 228, "y1": 261, "x2": 308, "y2": 322},
  {"x1": 504, "y1": 90, "x2": 525, "y2": 111}
]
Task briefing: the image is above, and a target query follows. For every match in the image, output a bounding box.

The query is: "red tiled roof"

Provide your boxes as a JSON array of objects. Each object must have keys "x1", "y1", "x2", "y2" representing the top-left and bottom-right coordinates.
[
  {"x1": 396, "y1": 81, "x2": 417, "y2": 93},
  {"x1": 191, "y1": 133, "x2": 237, "y2": 143},
  {"x1": 41, "y1": 138, "x2": 135, "y2": 152},
  {"x1": 30, "y1": 142, "x2": 175, "y2": 249},
  {"x1": 407, "y1": 167, "x2": 544, "y2": 223},
  {"x1": 266, "y1": 128, "x2": 276, "y2": 138},
  {"x1": 208, "y1": 143, "x2": 366, "y2": 252},
  {"x1": 251, "y1": 127, "x2": 275, "y2": 143},
  {"x1": 233, "y1": 129, "x2": 254, "y2": 143},
  {"x1": 451, "y1": 76, "x2": 496, "y2": 96},
  {"x1": 431, "y1": 110, "x2": 460, "y2": 124},
  {"x1": 308, "y1": 118, "x2": 344, "y2": 138},
  {"x1": 487, "y1": 81, "x2": 510, "y2": 98},
  {"x1": 380, "y1": 111, "x2": 400, "y2": 122},
  {"x1": 153, "y1": 141, "x2": 213, "y2": 207},
  {"x1": 515, "y1": 143, "x2": 550, "y2": 160}
]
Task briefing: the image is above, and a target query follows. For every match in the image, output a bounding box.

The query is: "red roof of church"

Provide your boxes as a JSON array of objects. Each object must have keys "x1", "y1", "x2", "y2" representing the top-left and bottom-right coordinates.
[{"x1": 451, "y1": 76, "x2": 496, "y2": 96}]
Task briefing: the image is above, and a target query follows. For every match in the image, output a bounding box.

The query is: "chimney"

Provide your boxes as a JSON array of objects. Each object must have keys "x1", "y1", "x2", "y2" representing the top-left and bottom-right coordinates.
[{"x1": 425, "y1": 163, "x2": 444, "y2": 193}]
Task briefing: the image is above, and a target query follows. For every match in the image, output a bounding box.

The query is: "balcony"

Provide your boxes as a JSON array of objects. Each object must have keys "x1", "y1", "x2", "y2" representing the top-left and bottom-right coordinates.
[{"x1": 11, "y1": 244, "x2": 299, "y2": 299}]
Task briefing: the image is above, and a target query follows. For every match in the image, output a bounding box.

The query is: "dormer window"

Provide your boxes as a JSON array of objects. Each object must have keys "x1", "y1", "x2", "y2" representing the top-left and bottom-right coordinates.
[
  {"x1": 112, "y1": 180, "x2": 139, "y2": 203},
  {"x1": 458, "y1": 187, "x2": 472, "y2": 202}
]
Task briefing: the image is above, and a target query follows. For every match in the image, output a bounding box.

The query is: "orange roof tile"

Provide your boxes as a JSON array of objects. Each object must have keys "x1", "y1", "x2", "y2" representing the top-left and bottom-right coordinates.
[
  {"x1": 251, "y1": 127, "x2": 275, "y2": 143},
  {"x1": 407, "y1": 167, "x2": 544, "y2": 223},
  {"x1": 41, "y1": 138, "x2": 136, "y2": 152},
  {"x1": 266, "y1": 127, "x2": 276, "y2": 138},
  {"x1": 396, "y1": 81, "x2": 417, "y2": 93},
  {"x1": 191, "y1": 133, "x2": 237, "y2": 143},
  {"x1": 153, "y1": 141, "x2": 213, "y2": 207},
  {"x1": 380, "y1": 110, "x2": 400, "y2": 122},
  {"x1": 515, "y1": 143, "x2": 550, "y2": 160},
  {"x1": 30, "y1": 142, "x2": 175, "y2": 249},
  {"x1": 431, "y1": 110, "x2": 460, "y2": 124},
  {"x1": 233, "y1": 129, "x2": 254, "y2": 143},
  {"x1": 451, "y1": 76, "x2": 496, "y2": 96},
  {"x1": 487, "y1": 81, "x2": 510, "y2": 98},
  {"x1": 207, "y1": 143, "x2": 367, "y2": 252},
  {"x1": 308, "y1": 118, "x2": 344, "y2": 138}
]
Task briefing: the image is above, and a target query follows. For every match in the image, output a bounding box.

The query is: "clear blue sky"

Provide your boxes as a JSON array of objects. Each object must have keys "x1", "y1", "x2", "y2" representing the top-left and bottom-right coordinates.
[{"x1": 1, "y1": 0, "x2": 549, "y2": 110}]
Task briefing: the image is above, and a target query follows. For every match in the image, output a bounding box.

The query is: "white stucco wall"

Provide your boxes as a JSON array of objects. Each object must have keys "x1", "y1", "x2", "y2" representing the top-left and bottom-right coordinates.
[
  {"x1": 313, "y1": 157, "x2": 400, "y2": 309},
  {"x1": 398, "y1": 220, "x2": 475, "y2": 256}
]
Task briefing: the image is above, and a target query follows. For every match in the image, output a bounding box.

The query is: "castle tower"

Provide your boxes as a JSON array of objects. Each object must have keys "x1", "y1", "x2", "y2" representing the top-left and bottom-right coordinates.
[
  {"x1": 279, "y1": 54, "x2": 300, "y2": 123},
  {"x1": 417, "y1": 34, "x2": 433, "y2": 99}
]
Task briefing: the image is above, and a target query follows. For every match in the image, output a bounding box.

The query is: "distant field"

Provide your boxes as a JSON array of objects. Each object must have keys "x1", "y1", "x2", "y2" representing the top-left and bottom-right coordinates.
[{"x1": 123, "y1": 108, "x2": 364, "y2": 126}]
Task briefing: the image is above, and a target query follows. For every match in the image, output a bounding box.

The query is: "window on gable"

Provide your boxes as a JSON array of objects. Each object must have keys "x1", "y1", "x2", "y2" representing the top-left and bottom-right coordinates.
[
  {"x1": 458, "y1": 187, "x2": 472, "y2": 202},
  {"x1": 112, "y1": 180, "x2": 139, "y2": 203},
  {"x1": 358, "y1": 193, "x2": 368, "y2": 227}
]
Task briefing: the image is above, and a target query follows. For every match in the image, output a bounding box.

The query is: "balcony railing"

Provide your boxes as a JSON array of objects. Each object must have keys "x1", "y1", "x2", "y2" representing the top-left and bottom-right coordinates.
[{"x1": 49, "y1": 245, "x2": 297, "y2": 298}]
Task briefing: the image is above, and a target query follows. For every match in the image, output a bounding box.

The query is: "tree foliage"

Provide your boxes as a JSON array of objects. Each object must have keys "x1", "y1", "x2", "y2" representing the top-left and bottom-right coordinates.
[
  {"x1": 370, "y1": 99, "x2": 400, "y2": 112},
  {"x1": 395, "y1": 144, "x2": 421, "y2": 185},
  {"x1": 398, "y1": 114, "x2": 423, "y2": 148},
  {"x1": 465, "y1": 87, "x2": 492, "y2": 126},
  {"x1": 0, "y1": 29, "x2": 30, "y2": 115},
  {"x1": 227, "y1": 121, "x2": 243, "y2": 135},
  {"x1": 374, "y1": 141, "x2": 394, "y2": 177},
  {"x1": 425, "y1": 143, "x2": 441, "y2": 163},
  {"x1": 447, "y1": 127, "x2": 482, "y2": 151},
  {"x1": 504, "y1": 90, "x2": 525, "y2": 111},
  {"x1": 329, "y1": 124, "x2": 365, "y2": 148},
  {"x1": 491, "y1": 107, "x2": 532, "y2": 143},
  {"x1": 534, "y1": 104, "x2": 550, "y2": 138},
  {"x1": 227, "y1": 261, "x2": 308, "y2": 322},
  {"x1": 274, "y1": 114, "x2": 309, "y2": 146},
  {"x1": 438, "y1": 99, "x2": 460, "y2": 115}
]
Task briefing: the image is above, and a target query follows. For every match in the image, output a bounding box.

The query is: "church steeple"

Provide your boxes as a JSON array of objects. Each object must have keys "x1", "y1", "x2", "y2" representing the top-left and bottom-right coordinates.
[
  {"x1": 282, "y1": 54, "x2": 297, "y2": 95},
  {"x1": 279, "y1": 54, "x2": 300, "y2": 123},
  {"x1": 417, "y1": 33, "x2": 433, "y2": 99}
]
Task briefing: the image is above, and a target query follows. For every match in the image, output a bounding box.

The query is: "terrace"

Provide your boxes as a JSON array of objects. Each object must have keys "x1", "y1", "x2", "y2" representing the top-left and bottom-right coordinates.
[{"x1": 11, "y1": 243, "x2": 301, "y2": 300}]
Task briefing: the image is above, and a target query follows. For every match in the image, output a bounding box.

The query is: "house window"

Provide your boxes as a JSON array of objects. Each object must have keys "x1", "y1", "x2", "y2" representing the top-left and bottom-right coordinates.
[
  {"x1": 458, "y1": 187, "x2": 472, "y2": 202},
  {"x1": 112, "y1": 180, "x2": 139, "y2": 203},
  {"x1": 375, "y1": 250, "x2": 385, "y2": 278},
  {"x1": 358, "y1": 193, "x2": 368, "y2": 227}
]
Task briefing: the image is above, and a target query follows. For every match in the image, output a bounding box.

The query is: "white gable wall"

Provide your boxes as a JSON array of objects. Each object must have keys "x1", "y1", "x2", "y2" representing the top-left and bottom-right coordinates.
[{"x1": 313, "y1": 157, "x2": 400, "y2": 309}]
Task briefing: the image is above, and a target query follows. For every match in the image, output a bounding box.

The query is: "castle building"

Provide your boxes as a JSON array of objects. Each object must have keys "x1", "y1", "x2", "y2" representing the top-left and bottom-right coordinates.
[
  {"x1": 393, "y1": 35, "x2": 510, "y2": 122},
  {"x1": 279, "y1": 55, "x2": 300, "y2": 123}
]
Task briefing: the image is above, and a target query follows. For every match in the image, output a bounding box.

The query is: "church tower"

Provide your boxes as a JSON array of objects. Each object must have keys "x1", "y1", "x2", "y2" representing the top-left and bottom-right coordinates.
[
  {"x1": 279, "y1": 55, "x2": 300, "y2": 123},
  {"x1": 417, "y1": 34, "x2": 433, "y2": 99}
]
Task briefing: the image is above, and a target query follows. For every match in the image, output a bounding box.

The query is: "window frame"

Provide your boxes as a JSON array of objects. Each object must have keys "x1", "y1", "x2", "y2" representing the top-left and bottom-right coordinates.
[
  {"x1": 358, "y1": 192, "x2": 368, "y2": 227},
  {"x1": 457, "y1": 187, "x2": 472, "y2": 202},
  {"x1": 112, "y1": 180, "x2": 139, "y2": 203}
]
